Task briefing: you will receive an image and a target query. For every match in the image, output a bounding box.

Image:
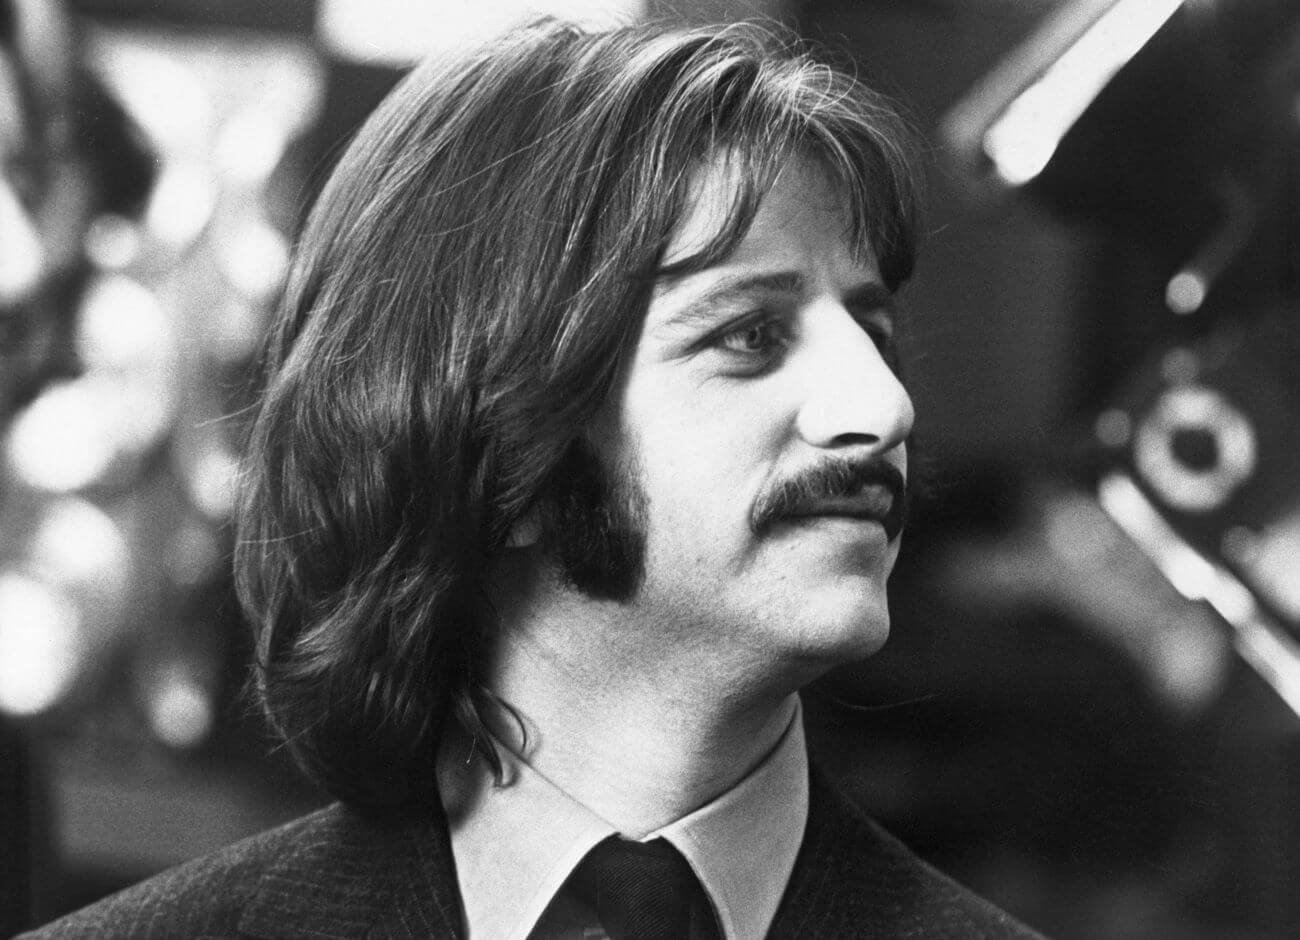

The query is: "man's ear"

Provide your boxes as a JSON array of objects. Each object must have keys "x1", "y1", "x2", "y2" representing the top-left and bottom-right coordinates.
[{"x1": 505, "y1": 510, "x2": 542, "y2": 548}]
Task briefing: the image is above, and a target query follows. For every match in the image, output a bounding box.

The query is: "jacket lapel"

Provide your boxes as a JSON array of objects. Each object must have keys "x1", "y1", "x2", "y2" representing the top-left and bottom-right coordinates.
[
  {"x1": 769, "y1": 767, "x2": 1042, "y2": 939},
  {"x1": 238, "y1": 802, "x2": 466, "y2": 939},
  {"x1": 768, "y1": 766, "x2": 893, "y2": 938}
]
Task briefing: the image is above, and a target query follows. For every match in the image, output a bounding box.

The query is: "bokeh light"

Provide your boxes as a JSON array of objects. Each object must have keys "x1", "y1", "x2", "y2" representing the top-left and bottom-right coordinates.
[
  {"x1": 28, "y1": 498, "x2": 131, "y2": 606},
  {"x1": 144, "y1": 162, "x2": 218, "y2": 249},
  {"x1": 215, "y1": 219, "x2": 288, "y2": 301},
  {"x1": 214, "y1": 110, "x2": 291, "y2": 186},
  {"x1": 1166, "y1": 270, "x2": 1207, "y2": 315},
  {"x1": 7, "y1": 379, "x2": 125, "y2": 493},
  {"x1": 83, "y1": 214, "x2": 143, "y2": 272},
  {"x1": 0, "y1": 572, "x2": 84, "y2": 716},
  {"x1": 0, "y1": 182, "x2": 46, "y2": 304},
  {"x1": 75, "y1": 275, "x2": 171, "y2": 373},
  {"x1": 185, "y1": 444, "x2": 240, "y2": 521},
  {"x1": 145, "y1": 661, "x2": 215, "y2": 749}
]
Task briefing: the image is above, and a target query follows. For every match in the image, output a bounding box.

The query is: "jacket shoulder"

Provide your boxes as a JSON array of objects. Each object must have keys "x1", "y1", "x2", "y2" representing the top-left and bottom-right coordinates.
[
  {"x1": 20, "y1": 803, "x2": 350, "y2": 940},
  {"x1": 772, "y1": 769, "x2": 1048, "y2": 939}
]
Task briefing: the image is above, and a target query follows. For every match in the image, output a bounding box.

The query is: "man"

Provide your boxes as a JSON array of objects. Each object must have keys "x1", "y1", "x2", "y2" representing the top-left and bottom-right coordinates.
[{"x1": 28, "y1": 19, "x2": 1043, "y2": 939}]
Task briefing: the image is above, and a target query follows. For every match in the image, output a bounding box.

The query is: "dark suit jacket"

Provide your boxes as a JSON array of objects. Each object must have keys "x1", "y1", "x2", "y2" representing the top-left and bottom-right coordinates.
[{"x1": 22, "y1": 768, "x2": 1045, "y2": 939}]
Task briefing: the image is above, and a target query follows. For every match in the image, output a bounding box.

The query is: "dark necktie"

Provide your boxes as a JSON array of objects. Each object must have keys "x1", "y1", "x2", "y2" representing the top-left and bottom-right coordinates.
[{"x1": 568, "y1": 835, "x2": 721, "y2": 940}]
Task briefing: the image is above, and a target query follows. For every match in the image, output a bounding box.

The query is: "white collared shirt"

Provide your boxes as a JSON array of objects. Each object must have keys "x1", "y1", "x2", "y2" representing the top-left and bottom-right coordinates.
[{"x1": 437, "y1": 701, "x2": 810, "y2": 940}]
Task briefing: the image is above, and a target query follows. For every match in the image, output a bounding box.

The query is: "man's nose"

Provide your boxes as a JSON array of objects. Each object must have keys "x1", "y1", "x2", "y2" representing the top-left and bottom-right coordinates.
[{"x1": 793, "y1": 303, "x2": 915, "y2": 453}]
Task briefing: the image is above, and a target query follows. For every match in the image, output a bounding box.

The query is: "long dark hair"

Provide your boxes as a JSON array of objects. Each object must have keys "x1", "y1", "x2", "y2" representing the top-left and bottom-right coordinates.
[{"x1": 235, "y1": 18, "x2": 922, "y2": 812}]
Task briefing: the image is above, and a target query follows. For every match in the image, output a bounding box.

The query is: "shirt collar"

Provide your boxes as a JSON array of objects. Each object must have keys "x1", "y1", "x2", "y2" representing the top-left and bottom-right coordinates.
[{"x1": 437, "y1": 699, "x2": 809, "y2": 940}]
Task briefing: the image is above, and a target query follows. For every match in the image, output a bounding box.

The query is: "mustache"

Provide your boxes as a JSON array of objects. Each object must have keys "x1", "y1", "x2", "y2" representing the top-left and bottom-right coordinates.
[{"x1": 750, "y1": 457, "x2": 908, "y2": 541}]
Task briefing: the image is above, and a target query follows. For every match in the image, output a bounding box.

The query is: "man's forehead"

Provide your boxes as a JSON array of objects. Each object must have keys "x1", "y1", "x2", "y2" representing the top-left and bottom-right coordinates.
[{"x1": 659, "y1": 154, "x2": 870, "y2": 278}]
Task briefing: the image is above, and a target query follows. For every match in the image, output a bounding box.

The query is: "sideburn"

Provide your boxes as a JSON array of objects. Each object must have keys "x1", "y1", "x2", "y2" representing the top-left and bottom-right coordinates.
[{"x1": 540, "y1": 439, "x2": 648, "y2": 603}]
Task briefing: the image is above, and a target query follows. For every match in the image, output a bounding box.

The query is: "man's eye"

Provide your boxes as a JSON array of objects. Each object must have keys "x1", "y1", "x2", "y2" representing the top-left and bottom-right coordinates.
[
  {"x1": 716, "y1": 318, "x2": 787, "y2": 356},
  {"x1": 863, "y1": 322, "x2": 891, "y2": 350},
  {"x1": 863, "y1": 323, "x2": 901, "y2": 373}
]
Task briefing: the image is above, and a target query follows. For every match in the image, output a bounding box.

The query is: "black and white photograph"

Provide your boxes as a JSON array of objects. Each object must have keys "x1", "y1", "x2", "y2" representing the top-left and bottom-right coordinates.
[{"x1": 2, "y1": 1, "x2": 1298, "y2": 937}]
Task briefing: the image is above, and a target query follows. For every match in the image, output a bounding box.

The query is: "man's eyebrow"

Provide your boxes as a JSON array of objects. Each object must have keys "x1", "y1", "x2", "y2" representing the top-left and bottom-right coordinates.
[
  {"x1": 657, "y1": 271, "x2": 897, "y2": 334},
  {"x1": 655, "y1": 271, "x2": 806, "y2": 333},
  {"x1": 843, "y1": 281, "x2": 896, "y2": 314}
]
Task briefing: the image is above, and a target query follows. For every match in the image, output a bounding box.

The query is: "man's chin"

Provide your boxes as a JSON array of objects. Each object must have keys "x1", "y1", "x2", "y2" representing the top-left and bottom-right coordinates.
[{"x1": 783, "y1": 599, "x2": 892, "y2": 667}]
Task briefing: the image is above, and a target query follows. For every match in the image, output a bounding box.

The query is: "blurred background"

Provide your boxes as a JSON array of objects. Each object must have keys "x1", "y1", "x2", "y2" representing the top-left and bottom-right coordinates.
[{"x1": 1, "y1": 0, "x2": 1297, "y2": 937}]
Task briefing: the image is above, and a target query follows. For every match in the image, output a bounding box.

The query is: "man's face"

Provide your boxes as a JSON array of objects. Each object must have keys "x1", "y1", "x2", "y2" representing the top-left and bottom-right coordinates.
[{"x1": 583, "y1": 156, "x2": 914, "y2": 685}]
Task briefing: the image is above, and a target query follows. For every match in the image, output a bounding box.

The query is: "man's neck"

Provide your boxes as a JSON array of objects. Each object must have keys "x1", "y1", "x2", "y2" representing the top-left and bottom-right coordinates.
[{"x1": 485, "y1": 616, "x2": 801, "y2": 838}]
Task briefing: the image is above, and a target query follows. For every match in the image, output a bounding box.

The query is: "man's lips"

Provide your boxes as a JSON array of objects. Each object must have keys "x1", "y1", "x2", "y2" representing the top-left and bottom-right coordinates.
[
  {"x1": 784, "y1": 489, "x2": 892, "y2": 516},
  {"x1": 777, "y1": 484, "x2": 901, "y2": 538}
]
